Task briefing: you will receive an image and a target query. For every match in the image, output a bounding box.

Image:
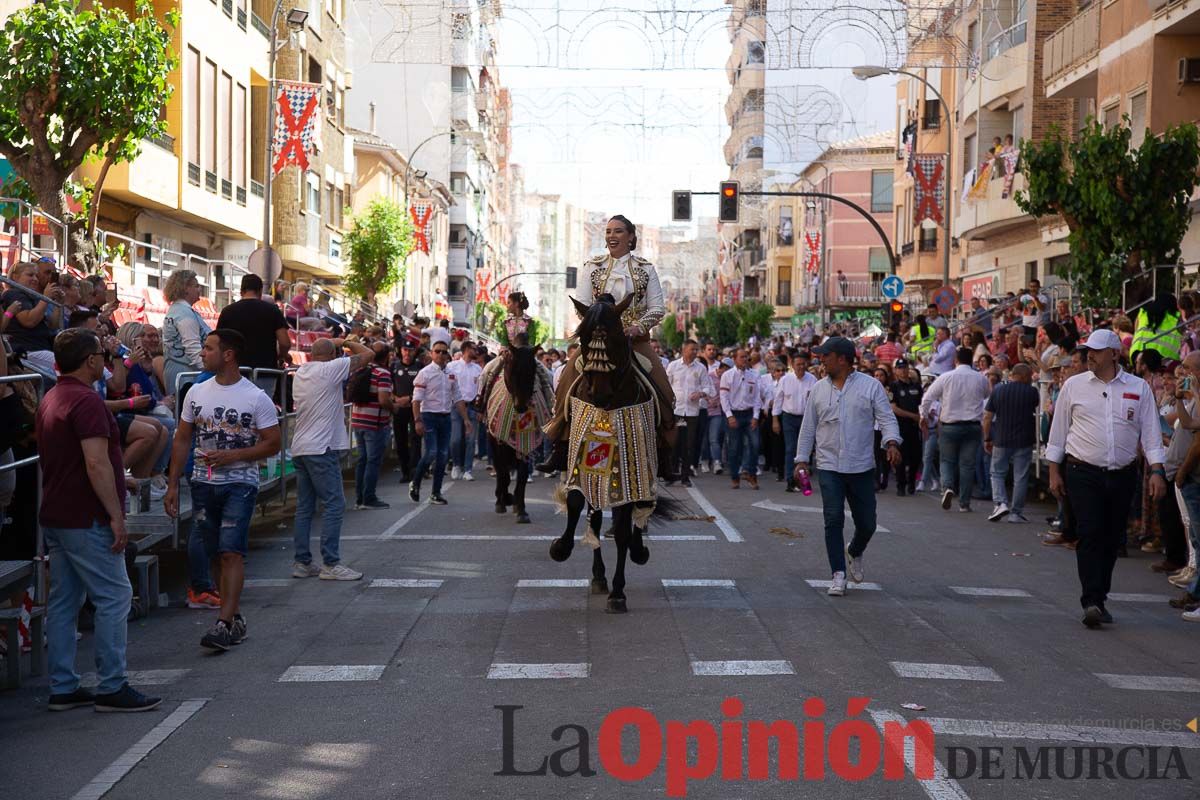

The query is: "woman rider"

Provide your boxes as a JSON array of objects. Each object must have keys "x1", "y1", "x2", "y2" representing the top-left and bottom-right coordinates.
[{"x1": 497, "y1": 291, "x2": 532, "y2": 347}]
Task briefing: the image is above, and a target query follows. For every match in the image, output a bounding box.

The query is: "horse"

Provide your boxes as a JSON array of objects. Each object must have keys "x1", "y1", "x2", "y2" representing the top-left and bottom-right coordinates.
[
  {"x1": 548, "y1": 292, "x2": 671, "y2": 614},
  {"x1": 477, "y1": 344, "x2": 552, "y2": 525}
]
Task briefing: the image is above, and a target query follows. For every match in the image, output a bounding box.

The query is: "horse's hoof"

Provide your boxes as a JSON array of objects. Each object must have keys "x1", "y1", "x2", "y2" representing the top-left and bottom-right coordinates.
[
  {"x1": 549, "y1": 539, "x2": 574, "y2": 562},
  {"x1": 516, "y1": 512, "x2": 531, "y2": 524},
  {"x1": 494, "y1": 503, "x2": 507, "y2": 514},
  {"x1": 590, "y1": 578, "x2": 608, "y2": 594},
  {"x1": 605, "y1": 597, "x2": 628, "y2": 614},
  {"x1": 630, "y1": 546, "x2": 650, "y2": 566}
]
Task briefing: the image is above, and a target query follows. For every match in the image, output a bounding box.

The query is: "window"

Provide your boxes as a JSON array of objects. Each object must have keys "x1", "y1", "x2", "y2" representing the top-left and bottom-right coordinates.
[
  {"x1": 967, "y1": 22, "x2": 979, "y2": 62},
  {"x1": 186, "y1": 48, "x2": 200, "y2": 174},
  {"x1": 234, "y1": 84, "x2": 246, "y2": 191},
  {"x1": 218, "y1": 72, "x2": 232, "y2": 190},
  {"x1": 1130, "y1": 91, "x2": 1147, "y2": 149},
  {"x1": 922, "y1": 98, "x2": 941, "y2": 130},
  {"x1": 1011, "y1": 105, "x2": 1025, "y2": 145},
  {"x1": 871, "y1": 170, "x2": 893, "y2": 213},
  {"x1": 895, "y1": 204, "x2": 905, "y2": 246},
  {"x1": 1102, "y1": 103, "x2": 1120, "y2": 130},
  {"x1": 919, "y1": 227, "x2": 938, "y2": 252},
  {"x1": 868, "y1": 247, "x2": 891, "y2": 273},
  {"x1": 777, "y1": 206, "x2": 793, "y2": 246},
  {"x1": 325, "y1": 181, "x2": 334, "y2": 223},
  {"x1": 335, "y1": 187, "x2": 344, "y2": 227},
  {"x1": 305, "y1": 171, "x2": 321, "y2": 213},
  {"x1": 450, "y1": 173, "x2": 468, "y2": 194},
  {"x1": 328, "y1": 235, "x2": 342, "y2": 263},
  {"x1": 203, "y1": 59, "x2": 216, "y2": 179},
  {"x1": 307, "y1": 56, "x2": 322, "y2": 85},
  {"x1": 964, "y1": 133, "x2": 978, "y2": 174}
]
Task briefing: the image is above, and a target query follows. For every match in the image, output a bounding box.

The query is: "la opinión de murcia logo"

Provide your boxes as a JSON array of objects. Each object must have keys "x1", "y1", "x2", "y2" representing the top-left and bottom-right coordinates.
[{"x1": 496, "y1": 699, "x2": 1193, "y2": 796}]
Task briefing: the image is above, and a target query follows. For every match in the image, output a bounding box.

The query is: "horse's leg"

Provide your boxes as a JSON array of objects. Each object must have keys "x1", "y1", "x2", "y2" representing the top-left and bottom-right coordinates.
[
  {"x1": 606, "y1": 505, "x2": 630, "y2": 613},
  {"x1": 549, "y1": 490, "x2": 585, "y2": 562},
  {"x1": 590, "y1": 509, "x2": 608, "y2": 594},
  {"x1": 492, "y1": 438, "x2": 510, "y2": 513},
  {"x1": 514, "y1": 454, "x2": 530, "y2": 524},
  {"x1": 629, "y1": 503, "x2": 651, "y2": 565}
]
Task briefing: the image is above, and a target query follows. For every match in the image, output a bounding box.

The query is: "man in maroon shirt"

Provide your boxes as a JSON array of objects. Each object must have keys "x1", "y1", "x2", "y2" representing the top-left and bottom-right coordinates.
[{"x1": 35, "y1": 328, "x2": 161, "y2": 713}]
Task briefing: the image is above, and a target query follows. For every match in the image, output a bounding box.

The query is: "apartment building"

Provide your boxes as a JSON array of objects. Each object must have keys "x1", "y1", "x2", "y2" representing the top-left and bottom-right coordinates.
[
  {"x1": 1044, "y1": 0, "x2": 1200, "y2": 260},
  {"x1": 520, "y1": 193, "x2": 588, "y2": 341},
  {"x1": 349, "y1": 125, "x2": 452, "y2": 318}
]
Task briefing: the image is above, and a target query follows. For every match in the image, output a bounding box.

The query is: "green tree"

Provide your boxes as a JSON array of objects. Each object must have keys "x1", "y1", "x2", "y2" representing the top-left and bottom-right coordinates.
[
  {"x1": 732, "y1": 300, "x2": 775, "y2": 342},
  {"x1": 693, "y1": 305, "x2": 739, "y2": 347},
  {"x1": 1016, "y1": 119, "x2": 1200, "y2": 306},
  {"x1": 0, "y1": 0, "x2": 177, "y2": 254},
  {"x1": 344, "y1": 198, "x2": 415, "y2": 303},
  {"x1": 658, "y1": 314, "x2": 685, "y2": 351}
]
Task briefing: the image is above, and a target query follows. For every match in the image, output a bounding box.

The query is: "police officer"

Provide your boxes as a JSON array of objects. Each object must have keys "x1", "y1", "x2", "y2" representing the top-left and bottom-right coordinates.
[
  {"x1": 889, "y1": 358, "x2": 923, "y2": 496},
  {"x1": 391, "y1": 341, "x2": 424, "y2": 483}
]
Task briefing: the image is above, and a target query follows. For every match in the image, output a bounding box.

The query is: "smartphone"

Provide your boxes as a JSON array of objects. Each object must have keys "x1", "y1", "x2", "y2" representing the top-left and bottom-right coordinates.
[
  {"x1": 105, "y1": 282, "x2": 118, "y2": 305},
  {"x1": 1182, "y1": 377, "x2": 1193, "y2": 392}
]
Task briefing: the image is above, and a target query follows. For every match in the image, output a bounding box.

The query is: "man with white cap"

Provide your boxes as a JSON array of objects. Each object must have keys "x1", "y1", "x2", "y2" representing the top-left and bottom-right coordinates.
[{"x1": 1046, "y1": 328, "x2": 1167, "y2": 629}]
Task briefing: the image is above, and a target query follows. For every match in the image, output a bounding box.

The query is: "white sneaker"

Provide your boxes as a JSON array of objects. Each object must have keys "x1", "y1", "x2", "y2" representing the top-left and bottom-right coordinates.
[
  {"x1": 941, "y1": 488, "x2": 956, "y2": 510},
  {"x1": 1183, "y1": 608, "x2": 1200, "y2": 622},
  {"x1": 846, "y1": 548, "x2": 865, "y2": 583},
  {"x1": 988, "y1": 503, "x2": 1010, "y2": 522},
  {"x1": 827, "y1": 572, "x2": 847, "y2": 596},
  {"x1": 292, "y1": 562, "x2": 320, "y2": 578},
  {"x1": 700, "y1": 463, "x2": 710, "y2": 474},
  {"x1": 714, "y1": 465, "x2": 724, "y2": 475},
  {"x1": 462, "y1": 471, "x2": 475, "y2": 482},
  {"x1": 451, "y1": 466, "x2": 462, "y2": 481},
  {"x1": 319, "y1": 564, "x2": 363, "y2": 581},
  {"x1": 527, "y1": 472, "x2": 535, "y2": 483}
]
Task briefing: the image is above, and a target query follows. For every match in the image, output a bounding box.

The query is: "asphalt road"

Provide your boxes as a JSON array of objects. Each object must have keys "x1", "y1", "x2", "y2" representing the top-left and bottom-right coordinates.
[{"x1": 3, "y1": 466, "x2": 1199, "y2": 800}]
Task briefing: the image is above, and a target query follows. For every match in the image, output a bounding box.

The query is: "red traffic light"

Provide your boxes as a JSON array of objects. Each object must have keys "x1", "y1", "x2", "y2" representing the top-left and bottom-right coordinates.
[
  {"x1": 722, "y1": 186, "x2": 736, "y2": 197},
  {"x1": 719, "y1": 181, "x2": 740, "y2": 222},
  {"x1": 889, "y1": 300, "x2": 903, "y2": 313}
]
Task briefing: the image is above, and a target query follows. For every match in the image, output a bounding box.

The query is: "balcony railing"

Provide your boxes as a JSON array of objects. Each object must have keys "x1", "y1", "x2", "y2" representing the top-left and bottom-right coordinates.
[
  {"x1": 251, "y1": 12, "x2": 269, "y2": 38},
  {"x1": 1043, "y1": 3, "x2": 1099, "y2": 86},
  {"x1": 149, "y1": 132, "x2": 175, "y2": 153},
  {"x1": 204, "y1": 170, "x2": 218, "y2": 193},
  {"x1": 221, "y1": 179, "x2": 233, "y2": 200},
  {"x1": 250, "y1": 180, "x2": 264, "y2": 198},
  {"x1": 986, "y1": 20, "x2": 1027, "y2": 61},
  {"x1": 900, "y1": 242, "x2": 915, "y2": 257},
  {"x1": 187, "y1": 162, "x2": 201, "y2": 186},
  {"x1": 918, "y1": 235, "x2": 938, "y2": 252},
  {"x1": 236, "y1": 186, "x2": 247, "y2": 206}
]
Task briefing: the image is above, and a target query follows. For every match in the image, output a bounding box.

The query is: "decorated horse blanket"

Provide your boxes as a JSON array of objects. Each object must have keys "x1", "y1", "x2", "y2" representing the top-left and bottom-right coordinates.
[
  {"x1": 480, "y1": 358, "x2": 553, "y2": 457},
  {"x1": 564, "y1": 396, "x2": 658, "y2": 512}
]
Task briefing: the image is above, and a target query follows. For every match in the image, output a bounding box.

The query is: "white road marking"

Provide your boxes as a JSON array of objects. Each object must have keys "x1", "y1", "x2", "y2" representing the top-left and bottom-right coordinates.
[
  {"x1": 661, "y1": 579, "x2": 736, "y2": 587},
  {"x1": 70, "y1": 699, "x2": 209, "y2": 800},
  {"x1": 278, "y1": 665, "x2": 386, "y2": 682},
  {"x1": 755, "y1": 500, "x2": 890, "y2": 531},
  {"x1": 369, "y1": 578, "x2": 444, "y2": 588},
  {"x1": 1094, "y1": 673, "x2": 1200, "y2": 693},
  {"x1": 389, "y1": 534, "x2": 717, "y2": 541},
  {"x1": 379, "y1": 482, "x2": 454, "y2": 539},
  {"x1": 1106, "y1": 592, "x2": 1169, "y2": 603},
  {"x1": 487, "y1": 662, "x2": 589, "y2": 679},
  {"x1": 80, "y1": 669, "x2": 189, "y2": 687},
  {"x1": 691, "y1": 660, "x2": 795, "y2": 676},
  {"x1": 243, "y1": 578, "x2": 292, "y2": 587},
  {"x1": 255, "y1": 534, "x2": 379, "y2": 544},
  {"x1": 921, "y1": 716, "x2": 1200, "y2": 748},
  {"x1": 646, "y1": 534, "x2": 719, "y2": 541},
  {"x1": 686, "y1": 486, "x2": 744, "y2": 542},
  {"x1": 948, "y1": 586, "x2": 1032, "y2": 598},
  {"x1": 517, "y1": 579, "x2": 588, "y2": 587},
  {"x1": 868, "y1": 709, "x2": 973, "y2": 800},
  {"x1": 805, "y1": 579, "x2": 882, "y2": 591},
  {"x1": 890, "y1": 662, "x2": 1003, "y2": 682}
]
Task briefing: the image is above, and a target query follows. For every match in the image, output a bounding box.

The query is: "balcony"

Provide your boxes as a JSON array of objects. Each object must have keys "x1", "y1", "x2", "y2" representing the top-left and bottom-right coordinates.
[
  {"x1": 954, "y1": 171, "x2": 1030, "y2": 242},
  {"x1": 448, "y1": 244, "x2": 469, "y2": 274},
  {"x1": 451, "y1": 88, "x2": 478, "y2": 125},
  {"x1": 78, "y1": 136, "x2": 178, "y2": 212},
  {"x1": 1154, "y1": 0, "x2": 1200, "y2": 34},
  {"x1": 1043, "y1": 4, "x2": 1099, "y2": 98}
]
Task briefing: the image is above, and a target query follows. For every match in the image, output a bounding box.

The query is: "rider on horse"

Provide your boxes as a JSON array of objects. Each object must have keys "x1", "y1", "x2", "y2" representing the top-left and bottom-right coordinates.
[{"x1": 538, "y1": 215, "x2": 677, "y2": 477}]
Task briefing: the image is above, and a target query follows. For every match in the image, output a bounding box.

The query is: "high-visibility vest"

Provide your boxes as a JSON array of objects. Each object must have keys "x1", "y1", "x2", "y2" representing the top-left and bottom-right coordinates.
[
  {"x1": 911, "y1": 327, "x2": 936, "y2": 355},
  {"x1": 1132, "y1": 309, "x2": 1182, "y2": 361}
]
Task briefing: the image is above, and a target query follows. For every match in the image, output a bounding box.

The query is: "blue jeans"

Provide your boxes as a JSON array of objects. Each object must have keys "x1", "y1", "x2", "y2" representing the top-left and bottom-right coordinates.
[
  {"x1": 975, "y1": 443, "x2": 992, "y2": 501},
  {"x1": 705, "y1": 412, "x2": 726, "y2": 467},
  {"x1": 920, "y1": 426, "x2": 940, "y2": 487},
  {"x1": 414, "y1": 412, "x2": 452, "y2": 495},
  {"x1": 781, "y1": 413, "x2": 804, "y2": 480},
  {"x1": 450, "y1": 405, "x2": 478, "y2": 473},
  {"x1": 191, "y1": 481, "x2": 259, "y2": 557},
  {"x1": 939, "y1": 422, "x2": 982, "y2": 507},
  {"x1": 354, "y1": 427, "x2": 391, "y2": 504},
  {"x1": 1178, "y1": 482, "x2": 1200, "y2": 596},
  {"x1": 294, "y1": 449, "x2": 347, "y2": 566},
  {"x1": 44, "y1": 522, "x2": 132, "y2": 695},
  {"x1": 150, "y1": 411, "x2": 177, "y2": 475},
  {"x1": 990, "y1": 445, "x2": 1033, "y2": 514},
  {"x1": 724, "y1": 409, "x2": 757, "y2": 476},
  {"x1": 815, "y1": 470, "x2": 877, "y2": 575}
]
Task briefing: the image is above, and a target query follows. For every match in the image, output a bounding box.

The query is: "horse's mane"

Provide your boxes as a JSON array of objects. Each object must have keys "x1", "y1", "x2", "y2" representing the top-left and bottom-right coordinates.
[{"x1": 573, "y1": 293, "x2": 617, "y2": 340}]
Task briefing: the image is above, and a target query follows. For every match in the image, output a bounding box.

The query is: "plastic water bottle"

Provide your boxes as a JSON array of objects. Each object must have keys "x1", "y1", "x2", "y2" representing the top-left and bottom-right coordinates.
[{"x1": 797, "y1": 467, "x2": 813, "y2": 496}]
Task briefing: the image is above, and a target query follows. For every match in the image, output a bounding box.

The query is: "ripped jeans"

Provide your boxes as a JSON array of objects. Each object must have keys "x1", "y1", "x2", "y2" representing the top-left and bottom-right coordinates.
[{"x1": 188, "y1": 481, "x2": 258, "y2": 591}]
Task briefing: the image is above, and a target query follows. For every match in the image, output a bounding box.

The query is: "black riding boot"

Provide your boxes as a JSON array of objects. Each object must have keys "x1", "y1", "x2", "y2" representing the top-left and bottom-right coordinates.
[
  {"x1": 536, "y1": 440, "x2": 568, "y2": 474},
  {"x1": 658, "y1": 445, "x2": 681, "y2": 482}
]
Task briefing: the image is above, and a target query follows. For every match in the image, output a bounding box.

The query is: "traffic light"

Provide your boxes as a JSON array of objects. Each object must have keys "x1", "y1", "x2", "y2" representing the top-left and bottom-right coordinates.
[
  {"x1": 887, "y1": 299, "x2": 904, "y2": 327},
  {"x1": 672, "y1": 190, "x2": 692, "y2": 222},
  {"x1": 566, "y1": 267, "x2": 577, "y2": 290},
  {"x1": 718, "y1": 181, "x2": 739, "y2": 223}
]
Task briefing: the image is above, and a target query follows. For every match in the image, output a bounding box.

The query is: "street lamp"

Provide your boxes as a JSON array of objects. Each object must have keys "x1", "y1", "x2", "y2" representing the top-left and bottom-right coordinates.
[
  {"x1": 403, "y1": 128, "x2": 484, "y2": 210},
  {"x1": 260, "y1": 2, "x2": 309, "y2": 287},
  {"x1": 853, "y1": 65, "x2": 953, "y2": 288}
]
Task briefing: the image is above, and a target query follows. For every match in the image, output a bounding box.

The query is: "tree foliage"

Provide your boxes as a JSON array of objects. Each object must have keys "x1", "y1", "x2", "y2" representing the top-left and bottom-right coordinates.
[
  {"x1": 344, "y1": 198, "x2": 415, "y2": 303},
  {"x1": 658, "y1": 314, "x2": 685, "y2": 351},
  {"x1": 1016, "y1": 119, "x2": 1200, "y2": 306},
  {"x1": 693, "y1": 304, "x2": 739, "y2": 347},
  {"x1": 732, "y1": 300, "x2": 775, "y2": 342},
  {"x1": 0, "y1": 0, "x2": 177, "y2": 249}
]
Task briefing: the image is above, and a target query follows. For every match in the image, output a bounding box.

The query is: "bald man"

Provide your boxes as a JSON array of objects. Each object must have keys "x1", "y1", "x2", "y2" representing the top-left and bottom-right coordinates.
[{"x1": 289, "y1": 337, "x2": 373, "y2": 580}]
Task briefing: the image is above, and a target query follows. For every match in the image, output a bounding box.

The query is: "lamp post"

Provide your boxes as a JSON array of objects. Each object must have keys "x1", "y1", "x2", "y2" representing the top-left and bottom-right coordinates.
[
  {"x1": 260, "y1": 3, "x2": 309, "y2": 288},
  {"x1": 853, "y1": 65, "x2": 953, "y2": 288}
]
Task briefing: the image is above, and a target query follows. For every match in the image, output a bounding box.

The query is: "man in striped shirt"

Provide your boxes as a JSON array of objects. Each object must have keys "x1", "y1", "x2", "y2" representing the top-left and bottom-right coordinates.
[{"x1": 350, "y1": 342, "x2": 394, "y2": 510}]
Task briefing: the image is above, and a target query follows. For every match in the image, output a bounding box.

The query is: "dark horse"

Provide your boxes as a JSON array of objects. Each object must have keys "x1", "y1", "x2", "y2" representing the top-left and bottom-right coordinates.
[
  {"x1": 477, "y1": 344, "x2": 549, "y2": 525},
  {"x1": 548, "y1": 292, "x2": 664, "y2": 614}
]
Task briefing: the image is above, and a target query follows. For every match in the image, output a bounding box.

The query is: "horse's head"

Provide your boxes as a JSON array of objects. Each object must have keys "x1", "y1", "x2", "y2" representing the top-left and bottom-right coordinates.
[
  {"x1": 503, "y1": 345, "x2": 537, "y2": 413},
  {"x1": 571, "y1": 292, "x2": 633, "y2": 377}
]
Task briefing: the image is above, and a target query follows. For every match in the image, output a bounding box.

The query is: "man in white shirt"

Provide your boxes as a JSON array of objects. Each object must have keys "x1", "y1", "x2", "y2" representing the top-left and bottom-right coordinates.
[
  {"x1": 1020, "y1": 278, "x2": 1051, "y2": 332},
  {"x1": 288, "y1": 337, "x2": 374, "y2": 581},
  {"x1": 666, "y1": 339, "x2": 710, "y2": 487},
  {"x1": 409, "y1": 342, "x2": 470, "y2": 505},
  {"x1": 446, "y1": 342, "x2": 483, "y2": 481},
  {"x1": 773, "y1": 351, "x2": 818, "y2": 492},
  {"x1": 720, "y1": 348, "x2": 761, "y2": 489},
  {"x1": 928, "y1": 326, "x2": 956, "y2": 376},
  {"x1": 920, "y1": 346, "x2": 992, "y2": 512},
  {"x1": 1046, "y1": 329, "x2": 1167, "y2": 629},
  {"x1": 702, "y1": 346, "x2": 728, "y2": 474}
]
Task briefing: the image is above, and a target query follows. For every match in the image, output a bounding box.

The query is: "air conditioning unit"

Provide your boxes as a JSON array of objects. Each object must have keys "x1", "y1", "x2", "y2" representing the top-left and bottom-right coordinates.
[{"x1": 1179, "y1": 58, "x2": 1200, "y2": 84}]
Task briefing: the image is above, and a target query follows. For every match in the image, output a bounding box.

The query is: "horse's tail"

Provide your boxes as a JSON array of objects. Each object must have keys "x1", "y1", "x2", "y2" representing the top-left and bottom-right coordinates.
[
  {"x1": 650, "y1": 494, "x2": 689, "y2": 523},
  {"x1": 554, "y1": 482, "x2": 570, "y2": 515}
]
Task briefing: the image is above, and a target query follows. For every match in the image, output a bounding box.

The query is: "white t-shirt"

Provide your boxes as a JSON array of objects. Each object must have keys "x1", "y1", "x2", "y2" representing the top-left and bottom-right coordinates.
[
  {"x1": 291, "y1": 358, "x2": 352, "y2": 456},
  {"x1": 182, "y1": 377, "x2": 278, "y2": 485}
]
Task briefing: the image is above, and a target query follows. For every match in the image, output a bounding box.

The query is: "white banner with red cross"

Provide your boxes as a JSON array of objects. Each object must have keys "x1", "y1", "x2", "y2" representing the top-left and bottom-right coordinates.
[
  {"x1": 272, "y1": 80, "x2": 323, "y2": 175},
  {"x1": 410, "y1": 204, "x2": 433, "y2": 254},
  {"x1": 912, "y1": 154, "x2": 946, "y2": 227},
  {"x1": 804, "y1": 231, "x2": 821, "y2": 274}
]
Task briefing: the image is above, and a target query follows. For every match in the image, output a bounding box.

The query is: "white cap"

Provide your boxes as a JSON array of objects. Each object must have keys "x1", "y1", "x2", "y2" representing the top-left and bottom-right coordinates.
[{"x1": 1077, "y1": 329, "x2": 1123, "y2": 351}]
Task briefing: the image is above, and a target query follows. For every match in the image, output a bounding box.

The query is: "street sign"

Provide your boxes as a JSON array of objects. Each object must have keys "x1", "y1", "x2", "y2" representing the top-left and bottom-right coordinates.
[
  {"x1": 932, "y1": 284, "x2": 959, "y2": 314},
  {"x1": 880, "y1": 275, "x2": 905, "y2": 299},
  {"x1": 671, "y1": 190, "x2": 692, "y2": 222}
]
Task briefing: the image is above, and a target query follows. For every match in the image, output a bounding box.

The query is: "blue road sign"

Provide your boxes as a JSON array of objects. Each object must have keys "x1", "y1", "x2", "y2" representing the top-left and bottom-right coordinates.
[{"x1": 881, "y1": 275, "x2": 905, "y2": 299}]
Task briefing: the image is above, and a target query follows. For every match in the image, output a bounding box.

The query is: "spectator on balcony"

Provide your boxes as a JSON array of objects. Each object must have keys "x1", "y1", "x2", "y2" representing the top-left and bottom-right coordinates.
[
  {"x1": 218, "y1": 274, "x2": 292, "y2": 398},
  {"x1": 2, "y1": 260, "x2": 64, "y2": 381},
  {"x1": 837, "y1": 270, "x2": 849, "y2": 299},
  {"x1": 161, "y1": 269, "x2": 211, "y2": 398},
  {"x1": 285, "y1": 283, "x2": 326, "y2": 332}
]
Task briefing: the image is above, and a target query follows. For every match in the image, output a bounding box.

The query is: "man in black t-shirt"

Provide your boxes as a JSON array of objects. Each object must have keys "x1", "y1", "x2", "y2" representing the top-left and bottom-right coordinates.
[
  {"x1": 889, "y1": 359, "x2": 924, "y2": 496},
  {"x1": 216, "y1": 274, "x2": 290, "y2": 398},
  {"x1": 391, "y1": 341, "x2": 424, "y2": 482}
]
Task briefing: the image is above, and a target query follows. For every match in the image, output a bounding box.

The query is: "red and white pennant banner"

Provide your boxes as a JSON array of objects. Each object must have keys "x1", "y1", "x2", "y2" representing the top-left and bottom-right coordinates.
[{"x1": 912, "y1": 154, "x2": 946, "y2": 227}]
